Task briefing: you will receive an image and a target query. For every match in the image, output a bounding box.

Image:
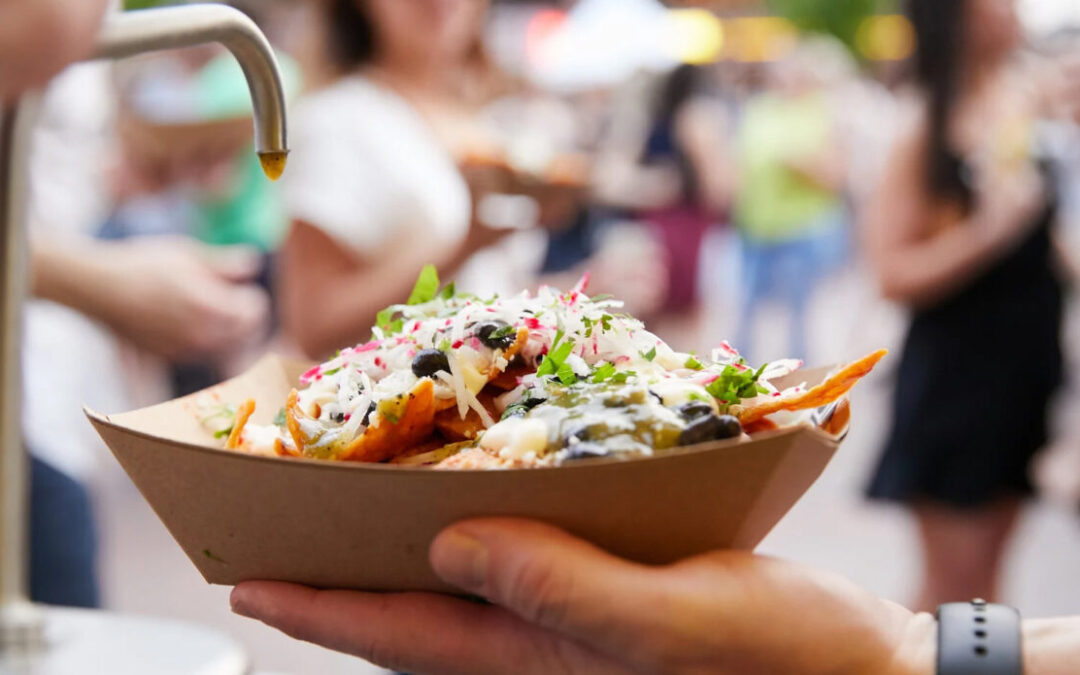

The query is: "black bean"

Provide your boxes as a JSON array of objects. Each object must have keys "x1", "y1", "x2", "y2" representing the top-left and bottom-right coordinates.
[
  {"x1": 563, "y1": 424, "x2": 592, "y2": 445},
  {"x1": 474, "y1": 320, "x2": 515, "y2": 349},
  {"x1": 679, "y1": 413, "x2": 743, "y2": 446},
  {"x1": 330, "y1": 411, "x2": 346, "y2": 424},
  {"x1": 677, "y1": 401, "x2": 715, "y2": 421},
  {"x1": 412, "y1": 349, "x2": 450, "y2": 378},
  {"x1": 361, "y1": 401, "x2": 376, "y2": 426},
  {"x1": 563, "y1": 442, "x2": 610, "y2": 462}
]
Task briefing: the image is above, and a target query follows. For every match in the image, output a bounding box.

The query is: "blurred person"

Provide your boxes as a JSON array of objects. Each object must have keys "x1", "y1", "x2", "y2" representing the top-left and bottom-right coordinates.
[
  {"x1": 231, "y1": 517, "x2": 1080, "y2": 674},
  {"x1": 0, "y1": 0, "x2": 109, "y2": 99},
  {"x1": 1, "y1": 2, "x2": 270, "y2": 605},
  {"x1": 865, "y1": 0, "x2": 1066, "y2": 610},
  {"x1": 732, "y1": 45, "x2": 849, "y2": 364},
  {"x1": 592, "y1": 64, "x2": 731, "y2": 346},
  {"x1": 278, "y1": 0, "x2": 513, "y2": 360}
]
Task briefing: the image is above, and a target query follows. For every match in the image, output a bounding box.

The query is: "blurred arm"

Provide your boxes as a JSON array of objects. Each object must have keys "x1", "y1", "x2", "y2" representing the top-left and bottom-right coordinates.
[
  {"x1": 674, "y1": 97, "x2": 734, "y2": 216},
  {"x1": 0, "y1": 0, "x2": 109, "y2": 99},
  {"x1": 279, "y1": 221, "x2": 487, "y2": 360},
  {"x1": 862, "y1": 117, "x2": 1036, "y2": 308},
  {"x1": 32, "y1": 235, "x2": 269, "y2": 359},
  {"x1": 1025, "y1": 618, "x2": 1080, "y2": 675}
]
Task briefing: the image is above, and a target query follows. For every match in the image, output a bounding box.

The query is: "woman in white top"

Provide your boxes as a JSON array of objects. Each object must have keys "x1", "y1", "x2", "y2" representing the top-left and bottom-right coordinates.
[{"x1": 279, "y1": 0, "x2": 502, "y2": 359}]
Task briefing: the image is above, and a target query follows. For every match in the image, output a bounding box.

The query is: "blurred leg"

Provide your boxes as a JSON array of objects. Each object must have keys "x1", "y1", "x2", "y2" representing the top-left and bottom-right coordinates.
[
  {"x1": 912, "y1": 497, "x2": 1022, "y2": 612},
  {"x1": 29, "y1": 455, "x2": 100, "y2": 608},
  {"x1": 736, "y1": 238, "x2": 768, "y2": 360}
]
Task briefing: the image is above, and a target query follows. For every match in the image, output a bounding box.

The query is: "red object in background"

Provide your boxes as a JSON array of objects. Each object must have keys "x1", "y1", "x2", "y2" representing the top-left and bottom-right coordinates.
[{"x1": 525, "y1": 8, "x2": 567, "y2": 63}]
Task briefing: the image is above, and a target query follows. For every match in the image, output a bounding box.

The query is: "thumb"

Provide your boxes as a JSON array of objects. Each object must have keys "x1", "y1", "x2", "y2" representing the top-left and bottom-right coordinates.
[
  {"x1": 198, "y1": 244, "x2": 264, "y2": 282},
  {"x1": 430, "y1": 518, "x2": 679, "y2": 668}
]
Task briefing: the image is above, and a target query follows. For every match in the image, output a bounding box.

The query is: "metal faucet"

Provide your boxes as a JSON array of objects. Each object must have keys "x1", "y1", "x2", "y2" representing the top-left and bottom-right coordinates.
[{"x1": 0, "y1": 3, "x2": 288, "y2": 652}]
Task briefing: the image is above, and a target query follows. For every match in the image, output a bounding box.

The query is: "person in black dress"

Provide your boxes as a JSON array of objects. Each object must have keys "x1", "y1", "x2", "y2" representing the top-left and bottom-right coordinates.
[{"x1": 864, "y1": 0, "x2": 1067, "y2": 610}]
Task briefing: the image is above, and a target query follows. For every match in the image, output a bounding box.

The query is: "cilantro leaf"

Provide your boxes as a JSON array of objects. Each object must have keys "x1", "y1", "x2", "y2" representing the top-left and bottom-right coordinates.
[
  {"x1": 273, "y1": 408, "x2": 287, "y2": 427},
  {"x1": 641, "y1": 346, "x2": 657, "y2": 362},
  {"x1": 611, "y1": 370, "x2": 636, "y2": 384},
  {"x1": 685, "y1": 355, "x2": 704, "y2": 370},
  {"x1": 705, "y1": 362, "x2": 769, "y2": 411},
  {"x1": 322, "y1": 367, "x2": 342, "y2": 376},
  {"x1": 407, "y1": 264, "x2": 441, "y2": 305},
  {"x1": 590, "y1": 362, "x2": 616, "y2": 383},
  {"x1": 438, "y1": 281, "x2": 456, "y2": 300},
  {"x1": 213, "y1": 426, "x2": 233, "y2": 440}
]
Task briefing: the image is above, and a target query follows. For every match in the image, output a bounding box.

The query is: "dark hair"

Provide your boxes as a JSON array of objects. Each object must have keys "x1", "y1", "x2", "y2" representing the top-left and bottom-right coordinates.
[
  {"x1": 328, "y1": 0, "x2": 377, "y2": 69},
  {"x1": 654, "y1": 63, "x2": 704, "y2": 124},
  {"x1": 907, "y1": 0, "x2": 970, "y2": 202}
]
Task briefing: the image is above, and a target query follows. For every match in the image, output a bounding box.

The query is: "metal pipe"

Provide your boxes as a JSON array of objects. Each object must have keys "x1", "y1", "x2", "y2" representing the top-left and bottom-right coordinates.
[
  {"x1": 0, "y1": 3, "x2": 289, "y2": 652},
  {"x1": 95, "y1": 4, "x2": 289, "y2": 175},
  {"x1": 0, "y1": 96, "x2": 42, "y2": 652}
]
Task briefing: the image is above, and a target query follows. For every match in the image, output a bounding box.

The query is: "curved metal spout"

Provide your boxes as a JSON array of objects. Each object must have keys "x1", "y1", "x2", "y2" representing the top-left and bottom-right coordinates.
[{"x1": 96, "y1": 3, "x2": 289, "y2": 176}]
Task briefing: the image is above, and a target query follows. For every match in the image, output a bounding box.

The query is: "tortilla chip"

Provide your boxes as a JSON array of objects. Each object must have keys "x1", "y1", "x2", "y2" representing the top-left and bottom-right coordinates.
[
  {"x1": 737, "y1": 349, "x2": 887, "y2": 426},
  {"x1": 489, "y1": 364, "x2": 528, "y2": 391},
  {"x1": 338, "y1": 379, "x2": 437, "y2": 463},
  {"x1": 390, "y1": 440, "x2": 470, "y2": 466},
  {"x1": 435, "y1": 389, "x2": 500, "y2": 442},
  {"x1": 225, "y1": 399, "x2": 255, "y2": 450},
  {"x1": 285, "y1": 389, "x2": 306, "y2": 456},
  {"x1": 742, "y1": 418, "x2": 778, "y2": 435},
  {"x1": 820, "y1": 397, "x2": 851, "y2": 437}
]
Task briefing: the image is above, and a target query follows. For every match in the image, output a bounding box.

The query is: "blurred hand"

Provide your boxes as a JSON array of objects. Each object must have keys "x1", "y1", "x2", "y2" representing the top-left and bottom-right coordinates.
[
  {"x1": 94, "y1": 237, "x2": 269, "y2": 360},
  {"x1": 231, "y1": 519, "x2": 935, "y2": 675},
  {"x1": 973, "y1": 163, "x2": 1045, "y2": 251}
]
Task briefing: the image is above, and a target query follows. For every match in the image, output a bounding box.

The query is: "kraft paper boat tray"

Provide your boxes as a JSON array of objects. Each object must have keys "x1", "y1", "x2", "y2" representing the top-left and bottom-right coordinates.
[{"x1": 86, "y1": 354, "x2": 841, "y2": 594}]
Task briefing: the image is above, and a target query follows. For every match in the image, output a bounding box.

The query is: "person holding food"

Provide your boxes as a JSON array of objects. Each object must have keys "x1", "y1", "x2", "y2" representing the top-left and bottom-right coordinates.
[
  {"x1": 230, "y1": 517, "x2": 1080, "y2": 674},
  {"x1": 864, "y1": 0, "x2": 1069, "y2": 611}
]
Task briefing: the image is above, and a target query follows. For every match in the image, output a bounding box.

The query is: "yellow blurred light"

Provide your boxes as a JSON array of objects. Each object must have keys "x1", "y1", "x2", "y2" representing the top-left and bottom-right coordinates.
[
  {"x1": 856, "y1": 14, "x2": 916, "y2": 61},
  {"x1": 667, "y1": 9, "x2": 725, "y2": 64},
  {"x1": 725, "y1": 16, "x2": 798, "y2": 62}
]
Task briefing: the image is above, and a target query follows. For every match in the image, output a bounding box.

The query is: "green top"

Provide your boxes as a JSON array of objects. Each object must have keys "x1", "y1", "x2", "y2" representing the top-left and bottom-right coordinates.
[
  {"x1": 193, "y1": 50, "x2": 302, "y2": 251},
  {"x1": 734, "y1": 92, "x2": 842, "y2": 242}
]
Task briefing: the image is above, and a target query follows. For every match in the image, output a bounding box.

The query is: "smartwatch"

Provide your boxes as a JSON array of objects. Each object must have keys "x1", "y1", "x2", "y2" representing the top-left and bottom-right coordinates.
[{"x1": 936, "y1": 599, "x2": 1022, "y2": 675}]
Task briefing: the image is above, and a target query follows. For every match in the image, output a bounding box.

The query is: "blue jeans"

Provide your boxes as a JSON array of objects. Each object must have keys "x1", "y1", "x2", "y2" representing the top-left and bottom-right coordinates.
[
  {"x1": 736, "y1": 212, "x2": 850, "y2": 363},
  {"x1": 29, "y1": 456, "x2": 100, "y2": 608}
]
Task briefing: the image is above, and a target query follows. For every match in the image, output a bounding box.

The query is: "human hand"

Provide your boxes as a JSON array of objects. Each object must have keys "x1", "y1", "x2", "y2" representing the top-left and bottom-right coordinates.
[
  {"x1": 91, "y1": 237, "x2": 270, "y2": 360},
  {"x1": 973, "y1": 162, "x2": 1045, "y2": 251},
  {"x1": 231, "y1": 519, "x2": 935, "y2": 675}
]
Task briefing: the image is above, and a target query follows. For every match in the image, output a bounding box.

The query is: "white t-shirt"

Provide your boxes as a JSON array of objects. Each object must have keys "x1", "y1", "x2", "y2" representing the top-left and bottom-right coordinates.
[{"x1": 282, "y1": 75, "x2": 471, "y2": 255}]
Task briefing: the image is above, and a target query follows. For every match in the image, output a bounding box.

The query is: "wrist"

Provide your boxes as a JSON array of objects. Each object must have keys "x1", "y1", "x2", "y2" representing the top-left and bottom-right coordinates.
[
  {"x1": 887, "y1": 611, "x2": 938, "y2": 675},
  {"x1": 1022, "y1": 617, "x2": 1080, "y2": 675},
  {"x1": 33, "y1": 236, "x2": 127, "y2": 324}
]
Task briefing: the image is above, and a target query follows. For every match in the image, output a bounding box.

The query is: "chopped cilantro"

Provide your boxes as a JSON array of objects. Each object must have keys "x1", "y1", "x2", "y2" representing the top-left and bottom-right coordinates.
[
  {"x1": 537, "y1": 333, "x2": 576, "y2": 382},
  {"x1": 322, "y1": 367, "x2": 342, "y2": 376},
  {"x1": 641, "y1": 346, "x2": 657, "y2": 362},
  {"x1": 489, "y1": 324, "x2": 515, "y2": 340},
  {"x1": 213, "y1": 426, "x2": 233, "y2": 440},
  {"x1": 684, "y1": 355, "x2": 704, "y2": 370},
  {"x1": 590, "y1": 362, "x2": 616, "y2": 383},
  {"x1": 600, "y1": 314, "x2": 613, "y2": 331},
  {"x1": 273, "y1": 408, "x2": 287, "y2": 427},
  {"x1": 611, "y1": 370, "x2": 636, "y2": 384},
  {"x1": 705, "y1": 362, "x2": 768, "y2": 411},
  {"x1": 407, "y1": 264, "x2": 441, "y2": 305},
  {"x1": 437, "y1": 338, "x2": 451, "y2": 352},
  {"x1": 438, "y1": 281, "x2": 456, "y2": 300}
]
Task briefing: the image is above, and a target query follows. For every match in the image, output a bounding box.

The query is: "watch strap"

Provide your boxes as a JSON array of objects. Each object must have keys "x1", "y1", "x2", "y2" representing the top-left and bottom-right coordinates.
[{"x1": 937, "y1": 599, "x2": 1022, "y2": 675}]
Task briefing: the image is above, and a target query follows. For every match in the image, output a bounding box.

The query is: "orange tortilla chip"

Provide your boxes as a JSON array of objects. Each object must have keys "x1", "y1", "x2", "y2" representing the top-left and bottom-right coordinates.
[
  {"x1": 737, "y1": 349, "x2": 887, "y2": 426},
  {"x1": 338, "y1": 379, "x2": 437, "y2": 463},
  {"x1": 225, "y1": 399, "x2": 255, "y2": 450},
  {"x1": 285, "y1": 388, "x2": 306, "y2": 456},
  {"x1": 435, "y1": 389, "x2": 499, "y2": 442}
]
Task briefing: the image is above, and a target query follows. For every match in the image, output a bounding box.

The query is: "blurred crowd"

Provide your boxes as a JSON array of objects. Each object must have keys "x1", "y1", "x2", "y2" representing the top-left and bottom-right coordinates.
[{"x1": 20, "y1": 0, "x2": 1080, "y2": 637}]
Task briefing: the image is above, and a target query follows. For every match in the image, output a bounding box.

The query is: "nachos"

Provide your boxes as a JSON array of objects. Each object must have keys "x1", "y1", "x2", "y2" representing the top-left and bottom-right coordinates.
[{"x1": 206, "y1": 266, "x2": 885, "y2": 468}]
